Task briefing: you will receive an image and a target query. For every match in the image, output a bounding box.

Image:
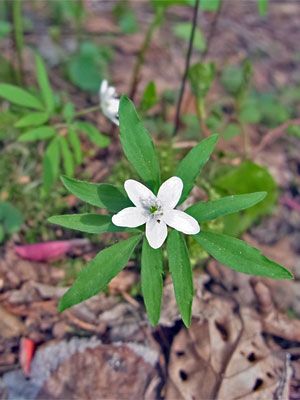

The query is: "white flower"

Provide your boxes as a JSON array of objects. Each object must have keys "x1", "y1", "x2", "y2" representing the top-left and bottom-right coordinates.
[
  {"x1": 99, "y1": 80, "x2": 120, "y2": 126},
  {"x1": 112, "y1": 177, "x2": 200, "y2": 249}
]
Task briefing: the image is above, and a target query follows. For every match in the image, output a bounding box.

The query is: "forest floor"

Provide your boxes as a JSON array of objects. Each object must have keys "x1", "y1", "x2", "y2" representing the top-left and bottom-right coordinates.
[{"x1": 1, "y1": 1, "x2": 300, "y2": 399}]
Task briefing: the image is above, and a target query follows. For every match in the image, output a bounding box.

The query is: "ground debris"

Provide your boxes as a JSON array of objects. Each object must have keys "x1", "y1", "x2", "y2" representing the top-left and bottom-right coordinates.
[{"x1": 0, "y1": 337, "x2": 160, "y2": 400}]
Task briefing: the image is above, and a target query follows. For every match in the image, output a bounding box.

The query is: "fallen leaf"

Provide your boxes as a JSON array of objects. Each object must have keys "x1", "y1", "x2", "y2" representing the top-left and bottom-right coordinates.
[{"x1": 15, "y1": 239, "x2": 89, "y2": 262}]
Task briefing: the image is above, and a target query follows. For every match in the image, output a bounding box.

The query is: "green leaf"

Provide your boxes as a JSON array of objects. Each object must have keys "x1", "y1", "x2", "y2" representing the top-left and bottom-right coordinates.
[
  {"x1": 61, "y1": 176, "x2": 133, "y2": 213},
  {"x1": 258, "y1": 0, "x2": 268, "y2": 16},
  {"x1": 200, "y1": 0, "x2": 221, "y2": 11},
  {"x1": 287, "y1": 125, "x2": 300, "y2": 139},
  {"x1": 0, "y1": 84, "x2": 44, "y2": 110},
  {"x1": 35, "y1": 54, "x2": 55, "y2": 113},
  {"x1": 15, "y1": 112, "x2": 49, "y2": 128},
  {"x1": 67, "y1": 42, "x2": 113, "y2": 93},
  {"x1": 58, "y1": 234, "x2": 142, "y2": 312},
  {"x1": 113, "y1": 1, "x2": 138, "y2": 34},
  {"x1": 59, "y1": 136, "x2": 74, "y2": 177},
  {"x1": 73, "y1": 121, "x2": 110, "y2": 148},
  {"x1": 141, "y1": 237, "x2": 164, "y2": 326},
  {"x1": 221, "y1": 65, "x2": 243, "y2": 94},
  {"x1": 186, "y1": 192, "x2": 267, "y2": 222},
  {"x1": 48, "y1": 213, "x2": 132, "y2": 233},
  {"x1": 63, "y1": 102, "x2": 75, "y2": 124},
  {"x1": 119, "y1": 95, "x2": 161, "y2": 192},
  {"x1": 173, "y1": 22, "x2": 206, "y2": 52},
  {"x1": 139, "y1": 82, "x2": 158, "y2": 114},
  {"x1": 0, "y1": 202, "x2": 23, "y2": 234},
  {"x1": 222, "y1": 123, "x2": 241, "y2": 140},
  {"x1": 152, "y1": 0, "x2": 191, "y2": 8},
  {"x1": 68, "y1": 128, "x2": 82, "y2": 165},
  {"x1": 188, "y1": 62, "x2": 215, "y2": 100},
  {"x1": 42, "y1": 136, "x2": 60, "y2": 196},
  {"x1": 176, "y1": 134, "x2": 218, "y2": 204},
  {"x1": 0, "y1": 21, "x2": 11, "y2": 39},
  {"x1": 167, "y1": 230, "x2": 193, "y2": 327},
  {"x1": 239, "y1": 101, "x2": 262, "y2": 124},
  {"x1": 194, "y1": 230, "x2": 293, "y2": 279},
  {"x1": 214, "y1": 161, "x2": 277, "y2": 236},
  {"x1": 18, "y1": 126, "x2": 56, "y2": 142}
]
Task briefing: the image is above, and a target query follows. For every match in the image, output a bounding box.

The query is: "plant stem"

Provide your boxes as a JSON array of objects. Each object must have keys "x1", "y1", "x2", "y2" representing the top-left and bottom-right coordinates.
[
  {"x1": 75, "y1": 105, "x2": 101, "y2": 117},
  {"x1": 173, "y1": 0, "x2": 200, "y2": 137},
  {"x1": 239, "y1": 120, "x2": 251, "y2": 159},
  {"x1": 196, "y1": 98, "x2": 210, "y2": 138},
  {"x1": 129, "y1": 9, "x2": 163, "y2": 101},
  {"x1": 12, "y1": 0, "x2": 24, "y2": 85}
]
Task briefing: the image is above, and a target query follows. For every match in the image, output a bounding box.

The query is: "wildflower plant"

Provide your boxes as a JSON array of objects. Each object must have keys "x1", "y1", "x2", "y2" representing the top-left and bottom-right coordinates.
[
  {"x1": 49, "y1": 95, "x2": 293, "y2": 327},
  {"x1": 0, "y1": 54, "x2": 110, "y2": 196}
]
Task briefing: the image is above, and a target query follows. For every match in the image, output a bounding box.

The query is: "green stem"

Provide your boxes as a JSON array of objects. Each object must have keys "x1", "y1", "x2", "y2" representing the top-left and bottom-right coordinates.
[
  {"x1": 75, "y1": 105, "x2": 101, "y2": 117},
  {"x1": 12, "y1": 0, "x2": 24, "y2": 85},
  {"x1": 129, "y1": 8, "x2": 164, "y2": 100},
  {"x1": 239, "y1": 120, "x2": 251, "y2": 160},
  {"x1": 196, "y1": 98, "x2": 210, "y2": 137}
]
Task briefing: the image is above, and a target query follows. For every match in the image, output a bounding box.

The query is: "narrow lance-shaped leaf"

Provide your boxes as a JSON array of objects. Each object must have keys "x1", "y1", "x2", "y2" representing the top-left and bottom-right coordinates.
[
  {"x1": 175, "y1": 134, "x2": 218, "y2": 204},
  {"x1": 61, "y1": 176, "x2": 133, "y2": 213},
  {"x1": 68, "y1": 128, "x2": 82, "y2": 165},
  {"x1": 119, "y1": 95, "x2": 161, "y2": 193},
  {"x1": 141, "y1": 237, "x2": 164, "y2": 326},
  {"x1": 18, "y1": 126, "x2": 56, "y2": 142},
  {"x1": 0, "y1": 84, "x2": 44, "y2": 110},
  {"x1": 42, "y1": 136, "x2": 60, "y2": 196},
  {"x1": 35, "y1": 54, "x2": 55, "y2": 113},
  {"x1": 15, "y1": 112, "x2": 49, "y2": 128},
  {"x1": 59, "y1": 136, "x2": 74, "y2": 177},
  {"x1": 48, "y1": 213, "x2": 135, "y2": 234},
  {"x1": 186, "y1": 192, "x2": 267, "y2": 222},
  {"x1": 167, "y1": 230, "x2": 194, "y2": 327},
  {"x1": 139, "y1": 81, "x2": 158, "y2": 113},
  {"x1": 59, "y1": 234, "x2": 142, "y2": 312},
  {"x1": 194, "y1": 230, "x2": 293, "y2": 280},
  {"x1": 73, "y1": 122, "x2": 110, "y2": 148}
]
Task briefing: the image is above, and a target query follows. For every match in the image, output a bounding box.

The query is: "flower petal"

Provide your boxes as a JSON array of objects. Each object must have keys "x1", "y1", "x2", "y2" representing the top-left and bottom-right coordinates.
[
  {"x1": 157, "y1": 176, "x2": 183, "y2": 209},
  {"x1": 163, "y1": 209, "x2": 200, "y2": 235},
  {"x1": 107, "y1": 86, "x2": 117, "y2": 98},
  {"x1": 124, "y1": 180, "x2": 156, "y2": 210},
  {"x1": 112, "y1": 207, "x2": 147, "y2": 228},
  {"x1": 99, "y1": 80, "x2": 108, "y2": 98},
  {"x1": 146, "y1": 218, "x2": 168, "y2": 249}
]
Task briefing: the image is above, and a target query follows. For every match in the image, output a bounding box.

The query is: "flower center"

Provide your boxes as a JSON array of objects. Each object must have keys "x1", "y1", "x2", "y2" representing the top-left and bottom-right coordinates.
[{"x1": 150, "y1": 205, "x2": 158, "y2": 214}]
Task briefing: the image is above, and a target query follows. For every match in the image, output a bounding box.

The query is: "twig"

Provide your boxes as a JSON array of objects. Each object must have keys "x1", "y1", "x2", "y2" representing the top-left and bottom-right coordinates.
[
  {"x1": 202, "y1": 0, "x2": 223, "y2": 61},
  {"x1": 75, "y1": 105, "x2": 101, "y2": 117},
  {"x1": 274, "y1": 353, "x2": 292, "y2": 400},
  {"x1": 173, "y1": 0, "x2": 200, "y2": 137},
  {"x1": 129, "y1": 10, "x2": 163, "y2": 101},
  {"x1": 255, "y1": 118, "x2": 300, "y2": 153}
]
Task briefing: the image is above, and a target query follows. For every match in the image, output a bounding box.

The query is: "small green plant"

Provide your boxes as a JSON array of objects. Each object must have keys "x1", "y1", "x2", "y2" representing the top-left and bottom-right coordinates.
[
  {"x1": 49, "y1": 95, "x2": 293, "y2": 328},
  {"x1": 0, "y1": 201, "x2": 23, "y2": 243},
  {"x1": 0, "y1": 54, "x2": 110, "y2": 196}
]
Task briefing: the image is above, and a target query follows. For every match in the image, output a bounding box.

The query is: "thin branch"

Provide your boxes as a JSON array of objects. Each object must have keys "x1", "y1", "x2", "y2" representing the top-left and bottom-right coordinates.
[
  {"x1": 129, "y1": 11, "x2": 162, "y2": 101},
  {"x1": 255, "y1": 118, "x2": 300, "y2": 153},
  {"x1": 173, "y1": 0, "x2": 200, "y2": 137}
]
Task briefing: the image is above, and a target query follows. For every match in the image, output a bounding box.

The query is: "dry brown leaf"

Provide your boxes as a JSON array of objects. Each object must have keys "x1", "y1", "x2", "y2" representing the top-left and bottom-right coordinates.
[
  {"x1": 0, "y1": 305, "x2": 25, "y2": 339},
  {"x1": 163, "y1": 277, "x2": 290, "y2": 400}
]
